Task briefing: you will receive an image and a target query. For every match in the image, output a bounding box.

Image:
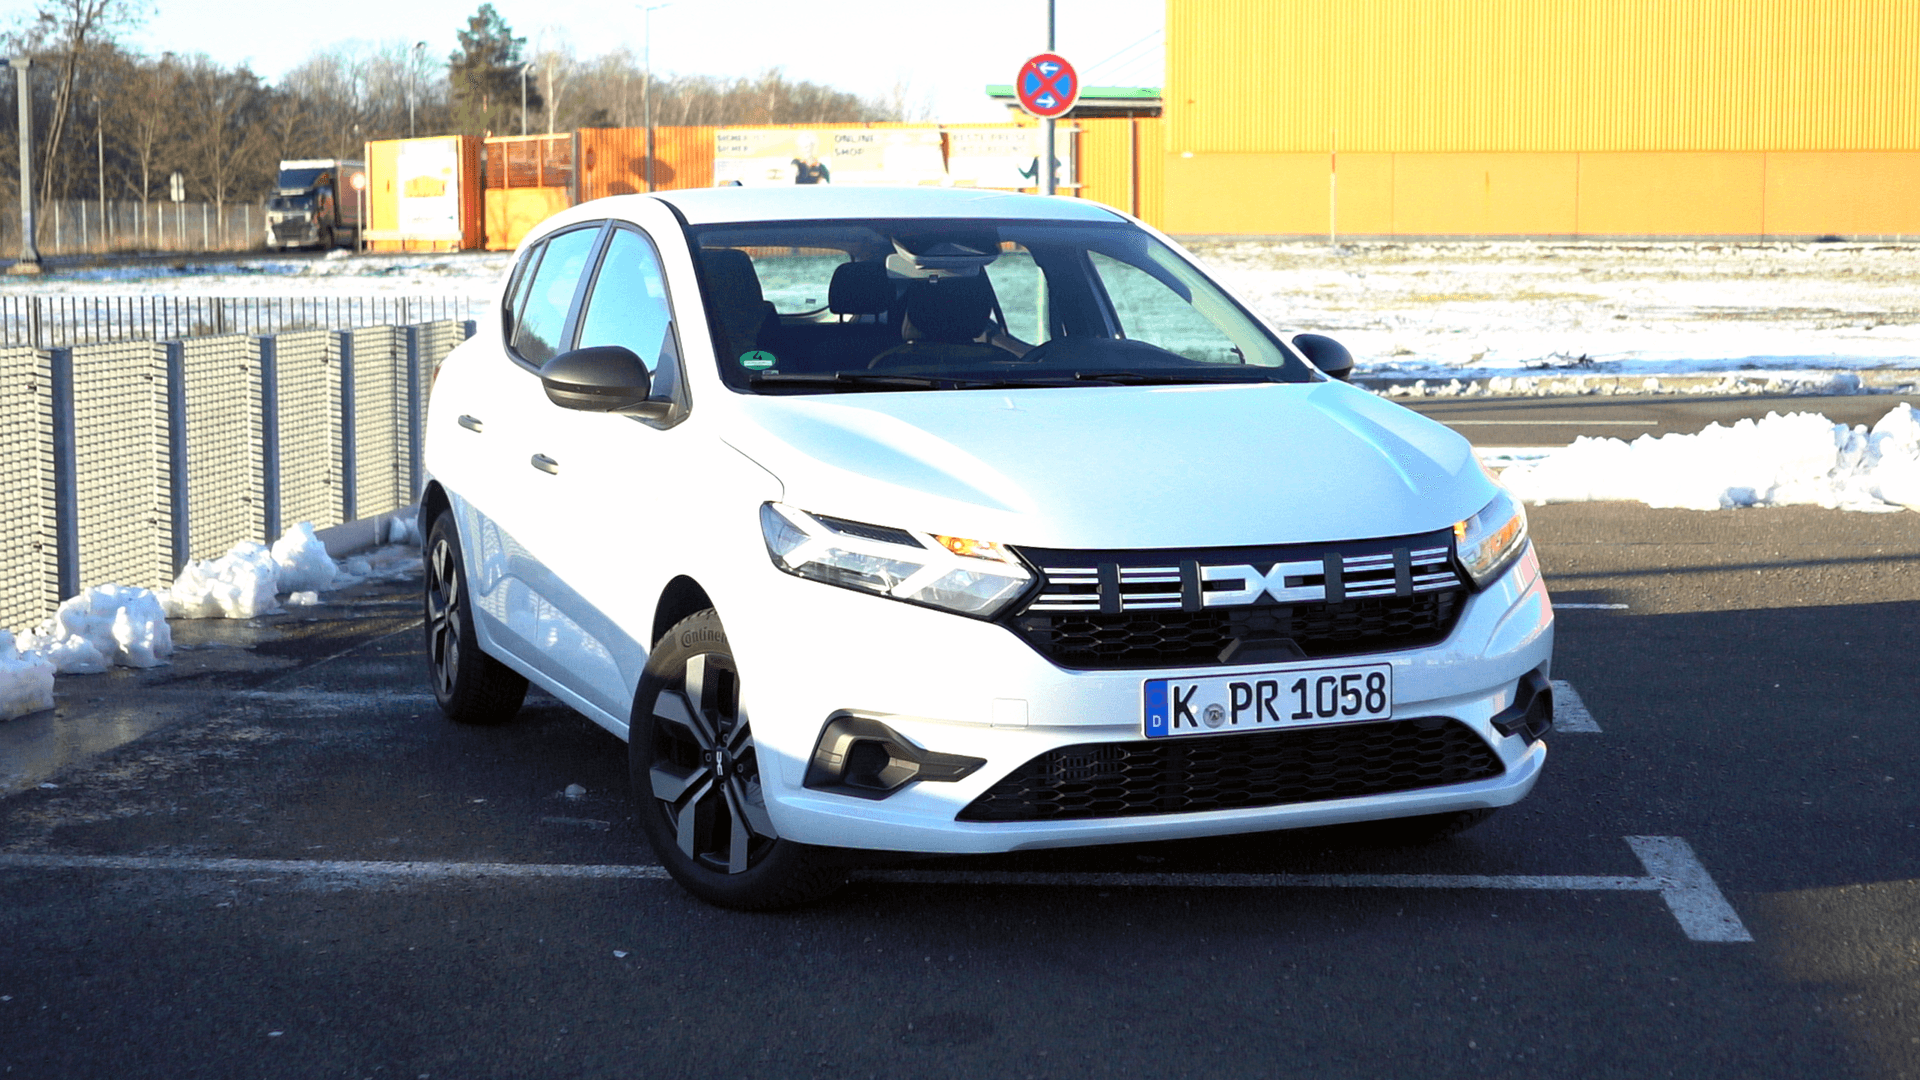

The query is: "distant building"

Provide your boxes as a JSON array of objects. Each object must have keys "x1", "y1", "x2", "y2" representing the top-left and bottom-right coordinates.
[{"x1": 1161, "y1": 0, "x2": 1920, "y2": 237}]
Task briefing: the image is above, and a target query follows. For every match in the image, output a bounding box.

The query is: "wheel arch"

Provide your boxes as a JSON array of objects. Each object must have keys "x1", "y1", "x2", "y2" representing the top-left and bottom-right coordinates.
[
  {"x1": 419, "y1": 481, "x2": 452, "y2": 532},
  {"x1": 652, "y1": 575, "x2": 714, "y2": 650}
]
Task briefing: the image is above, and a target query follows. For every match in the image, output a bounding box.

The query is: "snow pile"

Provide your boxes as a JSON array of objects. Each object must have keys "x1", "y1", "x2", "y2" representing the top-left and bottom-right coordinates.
[
  {"x1": 271, "y1": 523, "x2": 338, "y2": 593},
  {"x1": 162, "y1": 523, "x2": 338, "y2": 619},
  {"x1": 0, "y1": 631, "x2": 56, "y2": 720},
  {"x1": 161, "y1": 541, "x2": 280, "y2": 619},
  {"x1": 1499, "y1": 404, "x2": 1920, "y2": 512},
  {"x1": 20, "y1": 585, "x2": 174, "y2": 673}
]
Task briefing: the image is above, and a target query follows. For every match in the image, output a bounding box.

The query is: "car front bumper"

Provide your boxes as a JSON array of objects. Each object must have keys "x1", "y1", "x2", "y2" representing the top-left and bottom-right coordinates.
[{"x1": 723, "y1": 542, "x2": 1555, "y2": 855}]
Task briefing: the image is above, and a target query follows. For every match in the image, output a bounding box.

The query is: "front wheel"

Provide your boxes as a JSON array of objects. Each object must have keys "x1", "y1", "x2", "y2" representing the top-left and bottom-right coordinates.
[{"x1": 630, "y1": 610, "x2": 842, "y2": 909}]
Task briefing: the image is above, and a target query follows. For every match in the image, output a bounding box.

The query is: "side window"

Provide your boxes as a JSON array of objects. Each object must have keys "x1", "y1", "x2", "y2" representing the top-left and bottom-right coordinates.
[
  {"x1": 983, "y1": 244, "x2": 1048, "y2": 344},
  {"x1": 1087, "y1": 251, "x2": 1243, "y2": 364},
  {"x1": 510, "y1": 225, "x2": 601, "y2": 365},
  {"x1": 576, "y1": 228, "x2": 677, "y2": 373},
  {"x1": 750, "y1": 248, "x2": 848, "y2": 315},
  {"x1": 501, "y1": 243, "x2": 541, "y2": 340}
]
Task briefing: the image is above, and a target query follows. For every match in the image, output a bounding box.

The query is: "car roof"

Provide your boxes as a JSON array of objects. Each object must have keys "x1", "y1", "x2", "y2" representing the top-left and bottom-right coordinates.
[{"x1": 642, "y1": 185, "x2": 1128, "y2": 226}]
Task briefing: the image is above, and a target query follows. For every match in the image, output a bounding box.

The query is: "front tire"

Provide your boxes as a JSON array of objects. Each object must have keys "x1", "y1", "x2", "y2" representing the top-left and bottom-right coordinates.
[
  {"x1": 630, "y1": 610, "x2": 842, "y2": 909},
  {"x1": 423, "y1": 512, "x2": 528, "y2": 724}
]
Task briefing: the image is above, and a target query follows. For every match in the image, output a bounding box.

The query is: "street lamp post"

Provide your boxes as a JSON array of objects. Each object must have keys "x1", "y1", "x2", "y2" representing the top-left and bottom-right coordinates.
[
  {"x1": 9, "y1": 58, "x2": 40, "y2": 274},
  {"x1": 639, "y1": 3, "x2": 671, "y2": 192},
  {"x1": 94, "y1": 94, "x2": 106, "y2": 249},
  {"x1": 519, "y1": 62, "x2": 535, "y2": 137},
  {"x1": 409, "y1": 41, "x2": 426, "y2": 137}
]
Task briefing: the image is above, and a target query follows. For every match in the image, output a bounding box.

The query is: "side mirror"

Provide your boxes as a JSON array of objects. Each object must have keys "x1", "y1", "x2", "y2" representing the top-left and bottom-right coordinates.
[
  {"x1": 1292, "y1": 333, "x2": 1354, "y2": 383},
  {"x1": 540, "y1": 345, "x2": 671, "y2": 419}
]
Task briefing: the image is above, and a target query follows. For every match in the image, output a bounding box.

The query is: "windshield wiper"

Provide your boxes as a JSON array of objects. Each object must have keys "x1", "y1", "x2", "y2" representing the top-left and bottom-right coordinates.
[
  {"x1": 750, "y1": 371, "x2": 1088, "y2": 392},
  {"x1": 1070, "y1": 369, "x2": 1289, "y2": 385},
  {"x1": 749, "y1": 371, "x2": 965, "y2": 392}
]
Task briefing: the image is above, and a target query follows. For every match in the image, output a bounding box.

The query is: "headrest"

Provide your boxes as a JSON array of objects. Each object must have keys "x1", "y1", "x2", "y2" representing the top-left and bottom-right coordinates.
[
  {"x1": 901, "y1": 277, "x2": 992, "y2": 344},
  {"x1": 701, "y1": 248, "x2": 765, "y2": 307},
  {"x1": 828, "y1": 260, "x2": 893, "y2": 315}
]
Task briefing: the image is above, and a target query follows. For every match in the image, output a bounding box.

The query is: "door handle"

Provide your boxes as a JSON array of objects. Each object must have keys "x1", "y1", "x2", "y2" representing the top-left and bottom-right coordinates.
[
  {"x1": 530, "y1": 454, "x2": 559, "y2": 475},
  {"x1": 457, "y1": 414, "x2": 484, "y2": 433}
]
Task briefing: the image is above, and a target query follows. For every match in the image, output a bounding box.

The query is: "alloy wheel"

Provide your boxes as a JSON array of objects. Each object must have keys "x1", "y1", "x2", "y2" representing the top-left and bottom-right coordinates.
[{"x1": 647, "y1": 653, "x2": 777, "y2": 875}]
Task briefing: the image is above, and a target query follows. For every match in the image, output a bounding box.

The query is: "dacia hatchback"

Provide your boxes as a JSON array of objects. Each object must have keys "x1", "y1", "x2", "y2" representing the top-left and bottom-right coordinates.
[{"x1": 420, "y1": 186, "x2": 1554, "y2": 909}]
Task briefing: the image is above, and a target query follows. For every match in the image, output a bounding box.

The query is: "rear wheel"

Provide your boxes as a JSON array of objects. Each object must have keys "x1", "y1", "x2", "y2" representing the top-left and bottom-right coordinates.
[
  {"x1": 423, "y1": 513, "x2": 528, "y2": 724},
  {"x1": 631, "y1": 610, "x2": 843, "y2": 909}
]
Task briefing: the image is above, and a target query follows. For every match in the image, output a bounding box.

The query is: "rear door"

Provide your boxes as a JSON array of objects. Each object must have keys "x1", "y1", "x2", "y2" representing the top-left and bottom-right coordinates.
[{"x1": 447, "y1": 222, "x2": 608, "y2": 684}]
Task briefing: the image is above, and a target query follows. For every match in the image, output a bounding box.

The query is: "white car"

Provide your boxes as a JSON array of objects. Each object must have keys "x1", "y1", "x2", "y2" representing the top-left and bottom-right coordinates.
[{"x1": 420, "y1": 186, "x2": 1554, "y2": 909}]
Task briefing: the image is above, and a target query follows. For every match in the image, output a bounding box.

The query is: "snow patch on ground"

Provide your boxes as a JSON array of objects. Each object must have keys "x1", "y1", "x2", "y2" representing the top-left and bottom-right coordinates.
[
  {"x1": 1497, "y1": 404, "x2": 1920, "y2": 512},
  {"x1": 1, "y1": 521, "x2": 422, "y2": 721},
  {"x1": 0, "y1": 252, "x2": 512, "y2": 298},
  {"x1": 1381, "y1": 370, "x2": 1911, "y2": 399},
  {"x1": 1197, "y1": 240, "x2": 1920, "y2": 379}
]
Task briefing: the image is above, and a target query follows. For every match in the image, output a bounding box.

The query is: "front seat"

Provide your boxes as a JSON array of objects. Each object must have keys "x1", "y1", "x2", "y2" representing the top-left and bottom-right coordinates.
[
  {"x1": 868, "y1": 276, "x2": 1013, "y2": 368},
  {"x1": 700, "y1": 248, "x2": 777, "y2": 366}
]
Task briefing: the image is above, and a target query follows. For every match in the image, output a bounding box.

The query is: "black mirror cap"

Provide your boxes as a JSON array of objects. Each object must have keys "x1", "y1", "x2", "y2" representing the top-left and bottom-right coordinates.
[
  {"x1": 540, "y1": 345, "x2": 671, "y2": 418},
  {"x1": 1293, "y1": 333, "x2": 1355, "y2": 382}
]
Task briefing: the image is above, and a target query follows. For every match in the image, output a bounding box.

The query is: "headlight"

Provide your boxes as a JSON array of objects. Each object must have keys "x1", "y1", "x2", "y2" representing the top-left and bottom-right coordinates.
[
  {"x1": 1454, "y1": 486, "x2": 1529, "y2": 587},
  {"x1": 760, "y1": 502, "x2": 1033, "y2": 618}
]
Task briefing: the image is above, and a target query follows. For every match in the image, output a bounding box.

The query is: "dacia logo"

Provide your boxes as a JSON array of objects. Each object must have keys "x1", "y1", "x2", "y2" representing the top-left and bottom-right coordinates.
[{"x1": 1199, "y1": 559, "x2": 1326, "y2": 606}]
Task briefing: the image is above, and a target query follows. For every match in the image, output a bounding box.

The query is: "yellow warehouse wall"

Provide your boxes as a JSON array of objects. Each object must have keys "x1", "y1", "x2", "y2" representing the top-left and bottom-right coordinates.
[
  {"x1": 1167, "y1": 0, "x2": 1920, "y2": 154},
  {"x1": 1764, "y1": 153, "x2": 1920, "y2": 236},
  {"x1": 1575, "y1": 154, "x2": 1766, "y2": 235},
  {"x1": 1391, "y1": 154, "x2": 1580, "y2": 235},
  {"x1": 1163, "y1": 151, "x2": 1920, "y2": 237}
]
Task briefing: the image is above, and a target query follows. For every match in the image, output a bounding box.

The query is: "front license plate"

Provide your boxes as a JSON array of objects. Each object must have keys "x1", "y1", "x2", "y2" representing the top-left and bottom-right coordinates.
[{"x1": 1144, "y1": 663, "x2": 1393, "y2": 739}]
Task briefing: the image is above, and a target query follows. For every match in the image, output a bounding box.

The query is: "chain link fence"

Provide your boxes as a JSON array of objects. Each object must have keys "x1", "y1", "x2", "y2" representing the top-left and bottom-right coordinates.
[{"x1": 0, "y1": 199, "x2": 277, "y2": 256}]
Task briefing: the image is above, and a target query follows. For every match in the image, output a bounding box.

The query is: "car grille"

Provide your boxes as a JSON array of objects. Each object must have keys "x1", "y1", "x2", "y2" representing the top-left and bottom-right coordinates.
[
  {"x1": 956, "y1": 718, "x2": 1502, "y2": 823},
  {"x1": 1007, "y1": 530, "x2": 1466, "y2": 669}
]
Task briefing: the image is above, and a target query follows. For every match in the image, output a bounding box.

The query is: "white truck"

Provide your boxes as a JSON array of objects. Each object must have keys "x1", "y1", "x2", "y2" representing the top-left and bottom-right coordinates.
[{"x1": 264, "y1": 159, "x2": 366, "y2": 251}]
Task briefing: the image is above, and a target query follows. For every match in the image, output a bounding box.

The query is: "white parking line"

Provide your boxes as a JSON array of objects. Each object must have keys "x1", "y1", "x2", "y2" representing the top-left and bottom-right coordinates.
[
  {"x1": 1552, "y1": 680, "x2": 1602, "y2": 732},
  {"x1": 0, "y1": 835, "x2": 1749, "y2": 942},
  {"x1": 1555, "y1": 603, "x2": 1631, "y2": 610}
]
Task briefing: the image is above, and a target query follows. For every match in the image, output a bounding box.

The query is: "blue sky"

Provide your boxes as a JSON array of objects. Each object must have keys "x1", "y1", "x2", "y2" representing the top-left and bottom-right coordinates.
[{"x1": 42, "y1": 0, "x2": 1165, "y2": 123}]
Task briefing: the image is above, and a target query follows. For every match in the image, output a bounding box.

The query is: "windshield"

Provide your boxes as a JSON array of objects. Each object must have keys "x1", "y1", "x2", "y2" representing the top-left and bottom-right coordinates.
[
  {"x1": 268, "y1": 195, "x2": 315, "y2": 212},
  {"x1": 690, "y1": 218, "x2": 1313, "y2": 393},
  {"x1": 277, "y1": 167, "x2": 328, "y2": 190}
]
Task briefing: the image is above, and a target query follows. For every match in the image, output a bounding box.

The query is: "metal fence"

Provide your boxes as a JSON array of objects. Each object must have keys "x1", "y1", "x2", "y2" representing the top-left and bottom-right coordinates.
[
  {"x1": 0, "y1": 199, "x2": 270, "y2": 256},
  {"x1": 0, "y1": 319, "x2": 475, "y2": 633},
  {"x1": 0, "y1": 295, "x2": 486, "y2": 349}
]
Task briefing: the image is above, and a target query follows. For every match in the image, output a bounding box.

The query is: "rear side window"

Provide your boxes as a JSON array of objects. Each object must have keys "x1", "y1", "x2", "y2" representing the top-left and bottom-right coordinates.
[{"x1": 510, "y1": 226, "x2": 601, "y2": 365}]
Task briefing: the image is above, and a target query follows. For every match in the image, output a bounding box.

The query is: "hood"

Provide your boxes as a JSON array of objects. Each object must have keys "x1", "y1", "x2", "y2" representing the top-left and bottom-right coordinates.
[{"x1": 721, "y1": 380, "x2": 1493, "y2": 550}]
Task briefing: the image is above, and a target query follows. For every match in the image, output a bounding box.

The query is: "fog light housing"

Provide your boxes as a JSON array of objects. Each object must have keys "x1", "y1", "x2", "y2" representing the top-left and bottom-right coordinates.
[
  {"x1": 804, "y1": 715, "x2": 985, "y2": 800},
  {"x1": 1490, "y1": 668, "x2": 1554, "y2": 743}
]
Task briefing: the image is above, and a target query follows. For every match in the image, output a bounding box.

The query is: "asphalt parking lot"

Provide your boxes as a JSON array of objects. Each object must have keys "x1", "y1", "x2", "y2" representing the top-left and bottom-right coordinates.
[{"x1": 2, "y1": 395, "x2": 1917, "y2": 1080}]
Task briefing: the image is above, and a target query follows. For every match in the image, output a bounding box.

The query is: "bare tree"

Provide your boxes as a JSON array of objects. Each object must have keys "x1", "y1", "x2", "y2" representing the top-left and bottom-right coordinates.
[
  {"x1": 174, "y1": 56, "x2": 272, "y2": 210},
  {"x1": 20, "y1": 0, "x2": 143, "y2": 214}
]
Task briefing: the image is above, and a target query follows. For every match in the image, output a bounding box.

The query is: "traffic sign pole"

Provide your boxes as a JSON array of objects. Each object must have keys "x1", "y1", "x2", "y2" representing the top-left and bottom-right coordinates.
[{"x1": 1042, "y1": 1, "x2": 1055, "y2": 196}]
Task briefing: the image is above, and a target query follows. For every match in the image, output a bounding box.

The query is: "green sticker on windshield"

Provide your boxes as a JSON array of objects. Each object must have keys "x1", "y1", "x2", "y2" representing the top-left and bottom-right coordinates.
[{"x1": 739, "y1": 350, "x2": 777, "y2": 370}]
